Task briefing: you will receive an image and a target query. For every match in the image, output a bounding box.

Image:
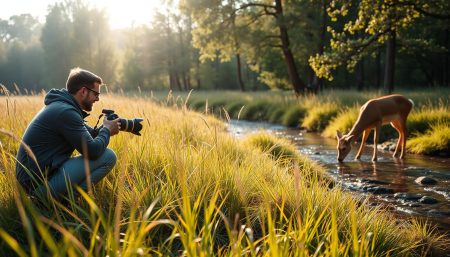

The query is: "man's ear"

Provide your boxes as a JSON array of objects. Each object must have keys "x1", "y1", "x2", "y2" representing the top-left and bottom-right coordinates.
[{"x1": 336, "y1": 130, "x2": 343, "y2": 139}]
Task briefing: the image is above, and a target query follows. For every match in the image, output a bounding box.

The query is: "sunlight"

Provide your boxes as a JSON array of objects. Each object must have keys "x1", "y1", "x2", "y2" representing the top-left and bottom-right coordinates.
[
  {"x1": 92, "y1": 0, "x2": 164, "y2": 29},
  {"x1": 0, "y1": 0, "x2": 166, "y2": 29}
]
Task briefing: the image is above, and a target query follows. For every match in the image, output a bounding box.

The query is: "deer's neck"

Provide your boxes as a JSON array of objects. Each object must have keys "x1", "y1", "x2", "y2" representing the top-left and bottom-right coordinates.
[{"x1": 347, "y1": 117, "x2": 371, "y2": 140}]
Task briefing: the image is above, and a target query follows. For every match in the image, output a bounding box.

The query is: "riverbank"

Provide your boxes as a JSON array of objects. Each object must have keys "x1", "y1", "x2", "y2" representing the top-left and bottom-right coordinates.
[
  {"x1": 183, "y1": 89, "x2": 450, "y2": 156},
  {"x1": 0, "y1": 94, "x2": 448, "y2": 256}
]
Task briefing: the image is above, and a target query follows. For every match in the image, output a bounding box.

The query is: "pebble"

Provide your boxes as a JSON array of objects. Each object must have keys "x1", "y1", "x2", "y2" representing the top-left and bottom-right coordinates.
[
  {"x1": 427, "y1": 210, "x2": 450, "y2": 217},
  {"x1": 415, "y1": 176, "x2": 438, "y2": 185},
  {"x1": 393, "y1": 193, "x2": 423, "y2": 201},
  {"x1": 418, "y1": 196, "x2": 438, "y2": 204}
]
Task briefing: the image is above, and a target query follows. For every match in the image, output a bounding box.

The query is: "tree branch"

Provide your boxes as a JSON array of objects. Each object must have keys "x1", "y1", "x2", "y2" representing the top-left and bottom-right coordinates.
[
  {"x1": 391, "y1": 1, "x2": 450, "y2": 19},
  {"x1": 237, "y1": 3, "x2": 276, "y2": 12}
]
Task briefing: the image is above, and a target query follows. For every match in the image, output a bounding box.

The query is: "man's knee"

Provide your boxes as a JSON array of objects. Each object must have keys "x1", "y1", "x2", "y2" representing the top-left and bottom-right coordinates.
[{"x1": 102, "y1": 148, "x2": 117, "y2": 167}]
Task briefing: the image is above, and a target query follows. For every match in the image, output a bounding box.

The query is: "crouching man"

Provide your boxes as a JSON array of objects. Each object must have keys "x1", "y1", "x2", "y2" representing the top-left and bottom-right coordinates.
[{"x1": 16, "y1": 67, "x2": 120, "y2": 200}]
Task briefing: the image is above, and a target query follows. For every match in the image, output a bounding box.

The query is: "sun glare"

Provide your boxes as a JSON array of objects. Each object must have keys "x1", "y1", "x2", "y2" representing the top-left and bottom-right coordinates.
[
  {"x1": 0, "y1": 0, "x2": 165, "y2": 29},
  {"x1": 91, "y1": 0, "x2": 163, "y2": 29}
]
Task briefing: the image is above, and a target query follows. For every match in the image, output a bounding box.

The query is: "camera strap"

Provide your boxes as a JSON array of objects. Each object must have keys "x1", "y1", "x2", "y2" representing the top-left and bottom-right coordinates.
[{"x1": 93, "y1": 114, "x2": 104, "y2": 131}]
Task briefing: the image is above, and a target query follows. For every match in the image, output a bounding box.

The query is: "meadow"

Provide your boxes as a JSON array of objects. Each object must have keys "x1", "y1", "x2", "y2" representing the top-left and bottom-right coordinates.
[
  {"x1": 182, "y1": 89, "x2": 450, "y2": 156},
  {"x1": 0, "y1": 89, "x2": 448, "y2": 256}
]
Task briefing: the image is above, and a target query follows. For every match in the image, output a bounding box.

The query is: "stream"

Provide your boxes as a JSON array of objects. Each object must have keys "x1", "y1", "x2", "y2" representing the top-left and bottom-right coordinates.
[{"x1": 227, "y1": 120, "x2": 450, "y2": 235}]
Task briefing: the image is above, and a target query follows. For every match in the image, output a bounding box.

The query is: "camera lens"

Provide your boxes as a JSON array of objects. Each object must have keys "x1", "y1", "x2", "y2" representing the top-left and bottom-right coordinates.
[{"x1": 119, "y1": 118, "x2": 144, "y2": 135}]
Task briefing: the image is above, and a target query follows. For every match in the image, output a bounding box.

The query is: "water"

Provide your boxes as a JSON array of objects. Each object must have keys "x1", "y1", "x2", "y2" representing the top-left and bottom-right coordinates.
[{"x1": 227, "y1": 120, "x2": 450, "y2": 234}]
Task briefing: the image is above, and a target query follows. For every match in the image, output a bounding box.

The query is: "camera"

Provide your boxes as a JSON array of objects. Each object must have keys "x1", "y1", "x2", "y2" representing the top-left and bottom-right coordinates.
[{"x1": 102, "y1": 109, "x2": 143, "y2": 136}]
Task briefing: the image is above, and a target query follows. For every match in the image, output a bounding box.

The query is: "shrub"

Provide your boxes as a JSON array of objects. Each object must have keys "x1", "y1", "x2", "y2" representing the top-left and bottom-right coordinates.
[
  {"x1": 302, "y1": 102, "x2": 339, "y2": 131},
  {"x1": 281, "y1": 105, "x2": 307, "y2": 127},
  {"x1": 407, "y1": 106, "x2": 450, "y2": 135},
  {"x1": 407, "y1": 122, "x2": 450, "y2": 156}
]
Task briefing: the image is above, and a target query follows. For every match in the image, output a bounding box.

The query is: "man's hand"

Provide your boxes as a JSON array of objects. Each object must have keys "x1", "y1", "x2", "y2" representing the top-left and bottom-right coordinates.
[{"x1": 103, "y1": 118, "x2": 120, "y2": 136}]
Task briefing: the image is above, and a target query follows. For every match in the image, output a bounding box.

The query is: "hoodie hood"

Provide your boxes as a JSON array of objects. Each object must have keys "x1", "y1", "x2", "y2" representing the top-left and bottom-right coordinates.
[{"x1": 44, "y1": 88, "x2": 89, "y2": 118}]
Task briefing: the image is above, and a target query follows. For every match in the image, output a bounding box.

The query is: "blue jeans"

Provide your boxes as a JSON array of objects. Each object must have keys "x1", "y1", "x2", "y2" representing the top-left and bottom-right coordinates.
[{"x1": 33, "y1": 148, "x2": 117, "y2": 199}]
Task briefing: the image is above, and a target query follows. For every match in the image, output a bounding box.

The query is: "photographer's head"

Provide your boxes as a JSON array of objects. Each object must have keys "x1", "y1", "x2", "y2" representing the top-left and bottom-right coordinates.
[{"x1": 66, "y1": 67, "x2": 103, "y2": 112}]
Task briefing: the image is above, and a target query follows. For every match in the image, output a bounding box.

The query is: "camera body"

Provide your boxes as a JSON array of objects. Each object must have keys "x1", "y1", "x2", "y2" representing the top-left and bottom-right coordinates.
[{"x1": 102, "y1": 109, "x2": 143, "y2": 136}]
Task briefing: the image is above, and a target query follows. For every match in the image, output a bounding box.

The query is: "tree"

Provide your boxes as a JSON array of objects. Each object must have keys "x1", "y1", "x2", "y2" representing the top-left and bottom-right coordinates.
[
  {"x1": 41, "y1": 1, "x2": 117, "y2": 88},
  {"x1": 309, "y1": 0, "x2": 450, "y2": 93},
  {"x1": 185, "y1": 0, "x2": 310, "y2": 95},
  {"x1": 0, "y1": 14, "x2": 44, "y2": 90}
]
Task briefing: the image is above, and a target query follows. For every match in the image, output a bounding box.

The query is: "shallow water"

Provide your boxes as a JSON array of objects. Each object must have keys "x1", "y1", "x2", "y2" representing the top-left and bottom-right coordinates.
[{"x1": 227, "y1": 120, "x2": 450, "y2": 234}]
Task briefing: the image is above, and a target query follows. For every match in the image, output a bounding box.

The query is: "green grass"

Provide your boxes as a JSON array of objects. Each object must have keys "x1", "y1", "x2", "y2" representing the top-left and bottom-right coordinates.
[
  {"x1": 301, "y1": 102, "x2": 339, "y2": 131},
  {"x1": 407, "y1": 122, "x2": 450, "y2": 156},
  {"x1": 322, "y1": 106, "x2": 360, "y2": 138},
  {"x1": 0, "y1": 91, "x2": 448, "y2": 256}
]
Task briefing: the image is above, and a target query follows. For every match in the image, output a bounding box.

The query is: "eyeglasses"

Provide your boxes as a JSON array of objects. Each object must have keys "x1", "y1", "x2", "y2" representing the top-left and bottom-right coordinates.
[{"x1": 84, "y1": 87, "x2": 100, "y2": 97}]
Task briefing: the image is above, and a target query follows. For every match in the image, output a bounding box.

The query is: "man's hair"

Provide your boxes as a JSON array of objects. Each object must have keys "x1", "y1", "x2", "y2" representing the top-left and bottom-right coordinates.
[{"x1": 66, "y1": 67, "x2": 103, "y2": 94}]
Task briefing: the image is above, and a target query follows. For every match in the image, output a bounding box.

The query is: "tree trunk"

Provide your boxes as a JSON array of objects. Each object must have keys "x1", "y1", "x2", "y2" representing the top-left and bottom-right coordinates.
[
  {"x1": 376, "y1": 46, "x2": 381, "y2": 90},
  {"x1": 214, "y1": 56, "x2": 220, "y2": 89},
  {"x1": 275, "y1": 0, "x2": 307, "y2": 95},
  {"x1": 174, "y1": 72, "x2": 182, "y2": 91},
  {"x1": 383, "y1": 29, "x2": 396, "y2": 94},
  {"x1": 356, "y1": 58, "x2": 364, "y2": 91},
  {"x1": 196, "y1": 57, "x2": 202, "y2": 89},
  {"x1": 235, "y1": 53, "x2": 246, "y2": 91},
  {"x1": 445, "y1": 26, "x2": 449, "y2": 87}
]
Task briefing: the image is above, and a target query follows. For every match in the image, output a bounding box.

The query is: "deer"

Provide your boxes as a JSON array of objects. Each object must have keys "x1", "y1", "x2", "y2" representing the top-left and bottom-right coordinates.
[{"x1": 336, "y1": 94, "x2": 414, "y2": 162}]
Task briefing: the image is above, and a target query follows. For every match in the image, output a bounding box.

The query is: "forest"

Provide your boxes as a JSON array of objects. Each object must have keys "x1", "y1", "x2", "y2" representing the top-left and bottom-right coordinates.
[{"x1": 0, "y1": 0, "x2": 449, "y2": 94}]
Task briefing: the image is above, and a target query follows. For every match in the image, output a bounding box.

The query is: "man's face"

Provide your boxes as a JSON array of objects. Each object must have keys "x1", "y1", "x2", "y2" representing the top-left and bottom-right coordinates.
[{"x1": 81, "y1": 82, "x2": 100, "y2": 112}]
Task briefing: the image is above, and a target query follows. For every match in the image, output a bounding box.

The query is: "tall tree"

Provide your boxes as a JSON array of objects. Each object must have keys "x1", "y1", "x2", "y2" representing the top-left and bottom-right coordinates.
[
  {"x1": 185, "y1": 0, "x2": 309, "y2": 95},
  {"x1": 41, "y1": 1, "x2": 117, "y2": 88}
]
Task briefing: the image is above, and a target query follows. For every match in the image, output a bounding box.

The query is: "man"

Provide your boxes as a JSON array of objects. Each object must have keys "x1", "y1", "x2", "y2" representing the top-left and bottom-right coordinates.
[{"x1": 16, "y1": 67, "x2": 120, "y2": 199}]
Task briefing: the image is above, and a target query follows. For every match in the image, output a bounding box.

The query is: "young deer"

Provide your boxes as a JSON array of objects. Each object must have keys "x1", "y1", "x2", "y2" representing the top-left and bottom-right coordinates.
[{"x1": 336, "y1": 94, "x2": 413, "y2": 162}]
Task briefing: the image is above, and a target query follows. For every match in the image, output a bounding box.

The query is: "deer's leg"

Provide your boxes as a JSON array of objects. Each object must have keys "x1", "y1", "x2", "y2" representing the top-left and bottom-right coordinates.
[
  {"x1": 372, "y1": 123, "x2": 381, "y2": 162},
  {"x1": 391, "y1": 121, "x2": 402, "y2": 157},
  {"x1": 399, "y1": 119, "x2": 407, "y2": 159},
  {"x1": 356, "y1": 128, "x2": 371, "y2": 160}
]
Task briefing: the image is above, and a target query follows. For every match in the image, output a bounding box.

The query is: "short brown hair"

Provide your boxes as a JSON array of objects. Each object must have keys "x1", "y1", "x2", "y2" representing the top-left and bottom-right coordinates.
[{"x1": 66, "y1": 67, "x2": 103, "y2": 94}]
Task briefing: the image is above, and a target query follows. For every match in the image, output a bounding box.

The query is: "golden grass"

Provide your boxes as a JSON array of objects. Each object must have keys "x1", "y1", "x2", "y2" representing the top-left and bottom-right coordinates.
[{"x1": 0, "y1": 93, "x2": 448, "y2": 256}]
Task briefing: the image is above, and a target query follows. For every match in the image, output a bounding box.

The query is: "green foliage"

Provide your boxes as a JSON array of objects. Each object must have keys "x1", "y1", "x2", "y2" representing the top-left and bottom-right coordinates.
[{"x1": 309, "y1": 0, "x2": 450, "y2": 90}]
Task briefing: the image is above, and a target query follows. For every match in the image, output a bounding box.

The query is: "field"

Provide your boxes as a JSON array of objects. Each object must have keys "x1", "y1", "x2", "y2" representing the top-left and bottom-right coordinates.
[
  {"x1": 181, "y1": 89, "x2": 450, "y2": 156},
  {"x1": 0, "y1": 90, "x2": 448, "y2": 256}
]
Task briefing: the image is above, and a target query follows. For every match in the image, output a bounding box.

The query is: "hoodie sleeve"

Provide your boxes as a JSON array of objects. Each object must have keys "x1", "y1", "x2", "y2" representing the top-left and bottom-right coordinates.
[{"x1": 57, "y1": 108, "x2": 110, "y2": 160}]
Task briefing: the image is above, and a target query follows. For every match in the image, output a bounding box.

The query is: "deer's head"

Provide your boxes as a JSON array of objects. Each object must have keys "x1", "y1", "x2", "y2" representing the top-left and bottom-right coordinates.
[{"x1": 336, "y1": 131, "x2": 354, "y2": 162}]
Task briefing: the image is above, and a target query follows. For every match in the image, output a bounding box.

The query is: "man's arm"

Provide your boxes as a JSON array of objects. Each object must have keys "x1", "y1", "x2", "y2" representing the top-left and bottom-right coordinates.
[
  {"x1": 85, "y1": 124, "x2": 99, "y2": 138},
  {"x1": 58, "y1": 109, "x2": 110, "y2": 160}
]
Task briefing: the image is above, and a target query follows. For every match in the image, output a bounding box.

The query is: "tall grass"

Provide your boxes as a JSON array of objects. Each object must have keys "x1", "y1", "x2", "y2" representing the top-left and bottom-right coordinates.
[{"x1": 0, "y1": 92, "x2": 448, "y2": 256}]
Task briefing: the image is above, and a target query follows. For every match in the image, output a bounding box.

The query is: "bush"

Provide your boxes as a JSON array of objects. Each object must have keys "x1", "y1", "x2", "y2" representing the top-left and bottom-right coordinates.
[
  {"x1": 407, "y1": 122, "x2": 450, "y2": 156},
  {"x1": 244, "y1": 131, "x2": 298, "y2": 163},
  {"x1": 407, "y1": 106, "x2": 450, "y2": 135},
  {"x1": 281, "y1": 105, "x2": 307, "y2": 127},
  {"x1": 239, "y1": 100, "x2": 273, "y2": 121},
  {"x1": 302, "y1": 102, "x2": 339, "y2": 131}
]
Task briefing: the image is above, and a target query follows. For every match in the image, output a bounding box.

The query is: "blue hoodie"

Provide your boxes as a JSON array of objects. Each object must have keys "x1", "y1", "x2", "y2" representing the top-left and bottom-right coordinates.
[{"x1": 16, "y1": 88, "x2": 111, "y2": 191}]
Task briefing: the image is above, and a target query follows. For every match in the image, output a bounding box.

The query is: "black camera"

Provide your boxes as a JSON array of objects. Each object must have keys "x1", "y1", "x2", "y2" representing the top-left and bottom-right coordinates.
[{"x1": 102, "y1": 109, "x2": 143, "y2": 136}]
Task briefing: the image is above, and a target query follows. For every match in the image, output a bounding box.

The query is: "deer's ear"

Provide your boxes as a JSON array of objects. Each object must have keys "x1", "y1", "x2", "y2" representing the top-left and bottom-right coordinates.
[
  {"x1": 346, "y1": 135, "x2": 355, "y2": 141},
  {"x1": 336, "y1": 130, "x2": 343, "y2": 139}
]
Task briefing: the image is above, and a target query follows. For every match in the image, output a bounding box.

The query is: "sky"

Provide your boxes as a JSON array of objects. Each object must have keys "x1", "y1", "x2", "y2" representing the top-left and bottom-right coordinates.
[{"x1": 0, "y1": 0, "x2": 164, "y2": 29}]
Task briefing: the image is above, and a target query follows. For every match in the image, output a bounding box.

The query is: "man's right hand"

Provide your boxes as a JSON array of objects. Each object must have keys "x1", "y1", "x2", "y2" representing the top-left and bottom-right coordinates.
[{"x1": 103, "y1": 118, "x2": 120, "y2": 136}]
